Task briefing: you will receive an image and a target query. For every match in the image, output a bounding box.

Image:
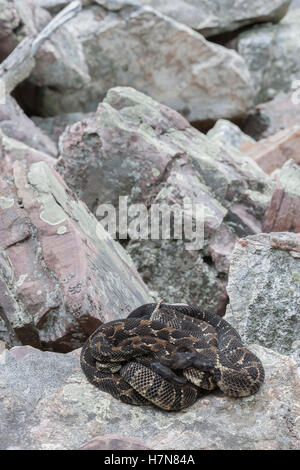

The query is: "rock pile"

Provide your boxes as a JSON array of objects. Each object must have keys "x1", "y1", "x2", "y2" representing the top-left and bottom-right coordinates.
[{"x1": 0, "y1": 0, "x2": 299, "y2": 451}]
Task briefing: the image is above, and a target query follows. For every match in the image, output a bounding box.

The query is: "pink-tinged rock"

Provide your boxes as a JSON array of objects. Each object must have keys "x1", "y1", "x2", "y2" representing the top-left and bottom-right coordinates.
[
  {"x1": 79, "y1": 434, "x2": 151, "y2": 451},
  {"x1": 240, "y1": 125, "x2": 300, "y2": 174},
  {"x1": 242, "y1": 92, "x2": 300, "y2": 140},
  {"x1": 209, "y1": 225, "x2": 237, "y2": 274},
  {"x1": 0, "y1": 129, "x2": 56, "y2": 175},
  {"x1": 263, "y1": 160, "x2": 300, "y2": 233},
  {"x1": 0, "y1": 161, "x2": 150, "y2": 351},
  {"x1": 0, "y1": 96, "x2": 57, "y2": 157}
]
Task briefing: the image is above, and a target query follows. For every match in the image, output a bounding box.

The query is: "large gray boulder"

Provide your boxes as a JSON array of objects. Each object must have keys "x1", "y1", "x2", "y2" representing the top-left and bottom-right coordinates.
[
  {"x1": 31, "y1": 2, "x2": 253, "y2": 122},
  {"x1": 57, "y1": 87, "x2": 272, "y2": 313},
  {"x1": 226, "y1": 232, "x2": 300, "y2": 354},
  {"x1": 236, "y1": 8, "x2": 300, "y2": 104},
  {"x1": 0, "y1": 161, "x2": 150, "y2": 351},
  {"x1": 0, "y1": 344, "x2": 299, "y2": 450},
  {"x1": 139, "y1": 0, "x2": 291, "y2": 37}
]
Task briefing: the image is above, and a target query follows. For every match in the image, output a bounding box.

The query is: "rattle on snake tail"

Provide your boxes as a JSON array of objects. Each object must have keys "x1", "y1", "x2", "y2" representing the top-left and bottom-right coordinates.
[{"x1": 80, "y1": 302, "x2": 265, "y2": 411}]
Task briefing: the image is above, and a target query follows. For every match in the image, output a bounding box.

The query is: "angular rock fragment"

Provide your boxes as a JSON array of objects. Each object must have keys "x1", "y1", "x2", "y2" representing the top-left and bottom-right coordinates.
[
  {"x1": 0, "y1": 344, "x2": 299, "y2": 450},
  {"x1": 226, "y1": 232, "x2": 300, "y2": 354},
  {"x1": 236, "y1": 8, "x2": 300, "y2": 104},
  {"x1": 34, "y1": 2, "x2": 253, "y2": 122},
  {"x1": 139, "y1": 0, "x2": 291, "y2": 37},
  {"x1": 263, "y1": 160, "x2": 300, "y2": 233},
  {"x1": 0, "y1": 0, "x2": 20, "y2": 60},
  {"x1": 242, "y1": 92, "x2": 300, "y2": 140},
  {"x1": 207, "y1": 119, "x2": 255, "y2": 149},
  {"x1": 0, "y1": 129, "x2": 56, "y2": 175},
  {"x1": 0, "y1": 161, "x2": 150, "y2": 351},
  {"x1": 0, "y1": 96, "x2": 57, "y2": 157},
  {"x1": 10, "y1": 0, "x2": 90, "y2": 93},
  {"x1": 240, "y1": 125, "x2": 300, "y2": 174}
]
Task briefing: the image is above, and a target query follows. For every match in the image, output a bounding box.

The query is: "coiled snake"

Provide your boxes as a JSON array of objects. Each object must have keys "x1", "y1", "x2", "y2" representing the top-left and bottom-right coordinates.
[{"x1": 80, "y1": 303, "x2": 265, "y2": 411}]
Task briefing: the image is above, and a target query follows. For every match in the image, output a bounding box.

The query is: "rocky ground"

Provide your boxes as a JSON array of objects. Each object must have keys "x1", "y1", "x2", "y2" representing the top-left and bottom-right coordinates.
[{"x1": 0, "y1": 0, "x2": 299, "y2": 451}]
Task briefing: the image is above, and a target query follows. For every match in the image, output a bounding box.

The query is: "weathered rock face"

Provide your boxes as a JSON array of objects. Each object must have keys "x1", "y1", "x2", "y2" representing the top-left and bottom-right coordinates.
[
  {"x1": 0, "y1": 129, "x2": 56, "y2": 175},
  {"x1": 0, "y1": 0, "x2": 20, "y2": 37},
  {"x1": 207, "y1": 119, "x2": 255, "y2": 149},
  {"x1": 226, "y1": 232, "x2": 300, "y2": 354},
  {"x1": 242, "y1": 92, "x2": 300, "y2": 141},
  {"x1": 139, "y1": 0, "x2": 291, "y2": 37},
  {"x1": 0, "y1": 344, "x2": 299, "y2": 450},
  {"x1": 240, "y1": 126, "x2": 300, "y2": 174},
  {"x1": 263, "y1": 160, "x2": 300, "y2": 233},
  {"x1": 57, "y1": 87, "x2": 272, "y2": 313},
  {"x1": 32, "y1": 112, "x2": 95, "y2": 145},
  {"x1": 0, "y1": 96, "x2": 57, "y2": 157},
  {"x1": 0, "y1": 161, "x2": 150, "y2": 351},
  {"x1": 0, "y1": 0, "x2": 20, "y2": 60},
  {"x1": 33, "y1": 2, "x2": 253, "y2": 122},
  {"x1": 79, "y1": 434, "x2": 151, "y2": 450},
  {"x1": 236, "y1": 8, "x2": 300, "y2": 104}
]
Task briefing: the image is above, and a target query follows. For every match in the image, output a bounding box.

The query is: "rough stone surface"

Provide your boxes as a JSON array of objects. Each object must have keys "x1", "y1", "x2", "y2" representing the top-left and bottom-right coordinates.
[
  {"x1": 139, "y1": 0, "x2": 291, "y2": 37},
  {"x1": 13, "y1": 0, "x2": 91, "y2": 93},
  {"x1": 57, "y1": 87, "x2": 272, "y2": 313},
  {"x1": 263, "y1": 160, "x2": 300, "y2": 233},
  {"x1": 226, "y1": 232, "x2": 300, "y2": 354},
  {"x1": 242, "y1": 92, "x2": 300, "y2": 141},
  {"x1": 32, "y1": 112, "x2": 95, "y2": 145},
  {"x1": 0, "y1": 161, "x2": 150, "y2": 351},
  {"x1": 35, "y1": 3, "x2": 253, "y2": 122},
  {"x1": 79, "y1": 434, "x2": 151, "y2": 450},
  {"x1": 0, "y1": 129, "x2": 56, "y2": 175},
  {"x1": 0, "y1": 96, "x2": 57, "y2": 157},
  {"x1": 0, "y1": 344, "x2": 299, "y2": 450},
  {"x1": 236, "y1": 8, "x2": 300, "y2": 104},
  {"x1": 0, "y1": 0, "x2": 20, "y2": 60},
  {"x1": 207, "y1": 119, "x2": 255, "y2": 149},
  {"x1": 240, "y1": 125, "x2": 300, "y2": 174}
]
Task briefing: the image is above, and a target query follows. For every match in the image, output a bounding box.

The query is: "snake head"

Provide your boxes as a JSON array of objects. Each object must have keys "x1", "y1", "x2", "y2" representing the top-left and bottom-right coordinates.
[{"x1": 192, "y1": 354, "x2": 214, "y2": 371}]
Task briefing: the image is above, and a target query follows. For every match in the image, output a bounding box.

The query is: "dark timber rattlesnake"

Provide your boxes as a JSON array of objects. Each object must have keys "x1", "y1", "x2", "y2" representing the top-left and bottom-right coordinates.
[{"x1": 80, "y1": 303, "x2": 265, "y2": 411}]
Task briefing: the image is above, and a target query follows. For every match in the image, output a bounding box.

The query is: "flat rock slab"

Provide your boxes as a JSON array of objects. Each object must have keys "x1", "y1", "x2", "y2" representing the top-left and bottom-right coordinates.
[
  {"x1": 226, "y1": 232, "x2": 300, "y2": 354},
  {"x1": 139, "y1": 0, "x2": 291, "y2": 37},
  {"x1": 0, "y1": 344, "x2": 299, "y2": 450},
  {"x1": 0, "y1": 161, "x2": 150, "y2": 351}
]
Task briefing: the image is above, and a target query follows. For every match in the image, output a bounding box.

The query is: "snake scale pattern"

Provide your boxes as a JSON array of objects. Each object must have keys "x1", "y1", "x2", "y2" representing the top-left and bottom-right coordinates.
[{"x1": 80, "y1": 303, "x2": 265, "y2": 411}]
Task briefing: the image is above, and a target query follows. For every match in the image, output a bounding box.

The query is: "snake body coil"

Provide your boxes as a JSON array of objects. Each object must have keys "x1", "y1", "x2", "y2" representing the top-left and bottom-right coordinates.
[{"x1": 80, "y1": 303, "x2": 265, "y2": 410}]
